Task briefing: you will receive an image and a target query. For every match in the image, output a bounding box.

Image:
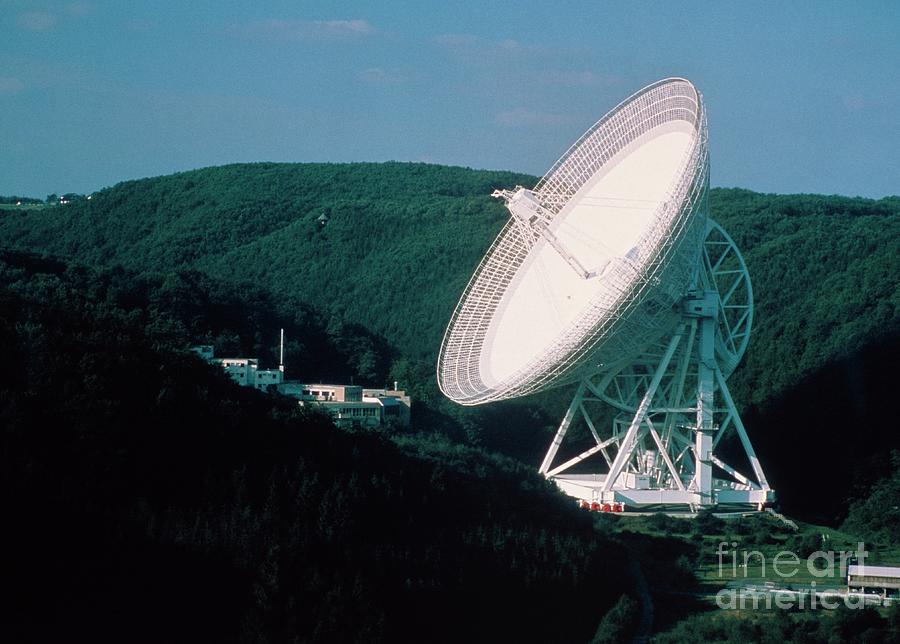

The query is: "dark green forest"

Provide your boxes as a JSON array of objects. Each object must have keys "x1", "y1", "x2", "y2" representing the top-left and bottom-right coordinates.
[
  {"x1": 0, "y1": 250, "x2": 628, "y2": 642},
  {"x1": 1, "y1": 164, "x2": 896, "y2": 408},
  {"x1": 1, "y1": 162, "x2": 898, "y2": 641},
  {"x1": 1, "y1": 162, "x2": 897, "y2": 515}
]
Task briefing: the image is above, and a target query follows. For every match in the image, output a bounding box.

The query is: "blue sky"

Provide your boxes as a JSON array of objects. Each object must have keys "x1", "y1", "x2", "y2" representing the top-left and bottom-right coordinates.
[{"x1": 1, "y1": 1, "x2": 897, "y2": 198}]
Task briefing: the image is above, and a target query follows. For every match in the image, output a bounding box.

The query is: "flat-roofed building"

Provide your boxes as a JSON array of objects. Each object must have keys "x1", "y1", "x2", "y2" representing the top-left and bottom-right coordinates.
[
  {"x1": 190, "y1": 342, "x2": 411, "y2": 427},
  {"x1": 363, "y1": 387, "x2": 411, "y2": 425},
  {"x1": 191, "y1": 345, "x2": 284, "y2": 391},
  {"x1": 848, "y1": 565, "x2": 900, "y2": 596},
  {"x1": 323, "y1": 401, "x2": 383, "y2": 427},
  {"x1": 276, "y1": 383, "x2": 363, "y2": 403},
  {"x1": 253, "y1": 368, "x2": 284, "y2": 392},
  {"x1": 219, "y1": 358, "x2": 259, "y2": 387},
  {"x1": 276, "y1": 383, "x2": 411, "y2": 428}
]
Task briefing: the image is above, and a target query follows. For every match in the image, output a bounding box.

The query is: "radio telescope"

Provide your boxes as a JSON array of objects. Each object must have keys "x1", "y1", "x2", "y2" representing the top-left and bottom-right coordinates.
[{"x1": 437, "y1": 78, "x2": 773, "y2": 510}]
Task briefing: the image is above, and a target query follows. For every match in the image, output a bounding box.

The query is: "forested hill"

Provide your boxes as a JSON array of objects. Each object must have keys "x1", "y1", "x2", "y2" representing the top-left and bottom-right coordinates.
[
  {"x1": 707, "y1": 188, "x2": 900, "y2": 408},
  {"x1": 0, "y1": 250, "x2": 626, "y2": 642},
  {"x1": 1, "y1": 162, "x2": 897, "y2": 412},
  {"x1": 0, "y1": 162, "x2": 532, "y2": 366},
  {"x1": 2, "y1": 162, "x2": 899, "y2": 638}
]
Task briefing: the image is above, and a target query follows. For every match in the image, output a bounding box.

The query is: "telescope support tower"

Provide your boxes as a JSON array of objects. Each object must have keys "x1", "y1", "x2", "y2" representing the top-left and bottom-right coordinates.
[
  {"x1": 539, "y1": 296, "x2": 771, "y2": 510},
  {"x1": 538, "y1": 223, "x2": 773, "y2": 511}
]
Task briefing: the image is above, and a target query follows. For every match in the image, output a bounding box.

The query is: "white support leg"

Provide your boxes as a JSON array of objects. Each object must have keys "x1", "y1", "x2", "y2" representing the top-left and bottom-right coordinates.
[
  {"x1": 694, "y1": 303, "x2": 717, "y2": 503},
  {"x1": 539, "y1": 381, "x2": 586, "y2": 475},
  {"x1": 716, "y1": 368, "x2": 771, "y2": 490},
  {"x1": 646, "y1": 419, "x2": 686, "y2": 491},
  {"x1": 602, "y1": 327, "x2": 685, "y2": 492},
  {"x1": 580, "y1": 403, "x2": 612, "y2": 467},
  {"x1": 545, "y1": 435, "x2": 619, "y2": 478},
  {"x1": 709, "y1": 454, "x2": 759, "y2": 490}
]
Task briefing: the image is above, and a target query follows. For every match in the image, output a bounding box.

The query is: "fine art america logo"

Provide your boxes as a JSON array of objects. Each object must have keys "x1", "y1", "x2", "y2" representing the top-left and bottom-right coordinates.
[{"x1": 715, "y1": 541, "x2": 894, "y2": 610}]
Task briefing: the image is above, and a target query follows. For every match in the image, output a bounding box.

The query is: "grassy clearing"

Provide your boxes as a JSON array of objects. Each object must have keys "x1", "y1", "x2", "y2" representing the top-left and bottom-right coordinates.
[{"x1": 597, "y1": 511, "x2": 900, "y2": 591}]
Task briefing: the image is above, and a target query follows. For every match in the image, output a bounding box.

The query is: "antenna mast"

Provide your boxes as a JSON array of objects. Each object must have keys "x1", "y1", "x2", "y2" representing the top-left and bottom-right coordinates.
[
  {"x1": 492, "y1": 187, "x2": 596, "y2": 279},
  {"x1": 279, "y1": 328, "x2": 285, "y2": 373}
]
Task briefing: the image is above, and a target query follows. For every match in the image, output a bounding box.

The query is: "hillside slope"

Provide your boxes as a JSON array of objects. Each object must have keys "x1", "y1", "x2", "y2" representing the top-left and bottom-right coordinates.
[
  {"x1": 0, "y1": 251, "x2": 627, "y2": 642},
  {"x1": 1, "y1": 163, "x2": 898, "y2": 521},
  {"x1": 1, "y1": 164, "x2": 896, "y2": 410},
  {"x1": 708, "y1": 188, "x2": 900, "y2": 407},
  {"x1": 0, "y1": 162, "x2": 532, "y2": 363}
]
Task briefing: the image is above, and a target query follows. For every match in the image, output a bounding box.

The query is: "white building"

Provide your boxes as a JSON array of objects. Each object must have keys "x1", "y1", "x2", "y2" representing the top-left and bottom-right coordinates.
[
  {"x1": 276, "y1": 382, "x2": 411, "y2": 428},
  {"x1": 191, "y1": 341, "x2": 411, "y2": 427},
  {"x1": 277, "y1": 383, "x2": 363, "y2": 402},
  {"x1": 848, "y1": 565, "x2": 900, "y2": 597},
  {"x1": 216, "y1": 358, "x2": 284, "y2": 391},
  {"x1": 192, "y1": 345, "x2": 284, "y2": 392},
  {"x1": 220, "y1": 358, "x2": 258, "y2": 386},
  {"x1": 363, "y1": 387, "x2": 412, "y2": 426}
]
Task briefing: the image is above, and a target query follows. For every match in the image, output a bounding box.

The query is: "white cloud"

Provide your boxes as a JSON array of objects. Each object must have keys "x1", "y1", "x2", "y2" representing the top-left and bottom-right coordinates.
[
  {"x1": 237, "y1": 18, "x2": 375, "y2": 41},
  {"x1": 358, "y1": 67, "x2": 404, "y2": 84},
  {"x1": 495, "y1": 107, "x2": 575, "y2": 128},
  {"x1": 497, "y1": 39, "x2": 523, "y2": 52},
  {"x1": 315, "y1": 19, "x2": 373, "y2": 35},
  {"x1": 433, "y1": 33, "x2": 478, "y2": 47},
  {"x1": 536, "y1": 71, "x2": 620, "y2": 88},
  {"x1": 842, "y1": 94, "x2": 866, "y2": 111},
  {"x1": 17, "y1": 11, "x2": 57, "y2": 31},
  {"x1": 65, "y1": 1, "x2": 95, "y2": 15},
  {"x1": 0, "y1": 77, "x2": 25, "y2": 94},
  {"x1": 122, "y1": 18, "x2": 157, "y2": 32},
  {"x1": 434, "y1": 32, "x2": 547, "y2": 57}
]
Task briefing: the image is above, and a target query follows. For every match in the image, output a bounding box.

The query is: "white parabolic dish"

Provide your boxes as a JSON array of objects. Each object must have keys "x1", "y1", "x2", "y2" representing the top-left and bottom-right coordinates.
[{"x1": 438, "y1": 78, "x2": 711, "y2": 405}]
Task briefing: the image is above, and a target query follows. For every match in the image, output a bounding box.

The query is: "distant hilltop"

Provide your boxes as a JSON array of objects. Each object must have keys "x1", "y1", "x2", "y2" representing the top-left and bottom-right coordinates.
[
  {"x1": 0, "y1": 160, "x2": 897, "y2": 414},
  {"x1": 0, "y1": 192, "x2": 91, "y2": 207}
]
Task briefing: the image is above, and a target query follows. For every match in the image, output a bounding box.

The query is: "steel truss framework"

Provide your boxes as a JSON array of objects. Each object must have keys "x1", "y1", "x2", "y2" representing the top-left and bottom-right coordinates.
[{"x1": 540, "y1": 220, "x2": 774, "y2": 510}]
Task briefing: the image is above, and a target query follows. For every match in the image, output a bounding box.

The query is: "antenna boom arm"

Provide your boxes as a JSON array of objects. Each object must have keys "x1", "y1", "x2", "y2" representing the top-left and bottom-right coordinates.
[{"x1": 492, "y1": 187, "x2": 595, "y2": 280}]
